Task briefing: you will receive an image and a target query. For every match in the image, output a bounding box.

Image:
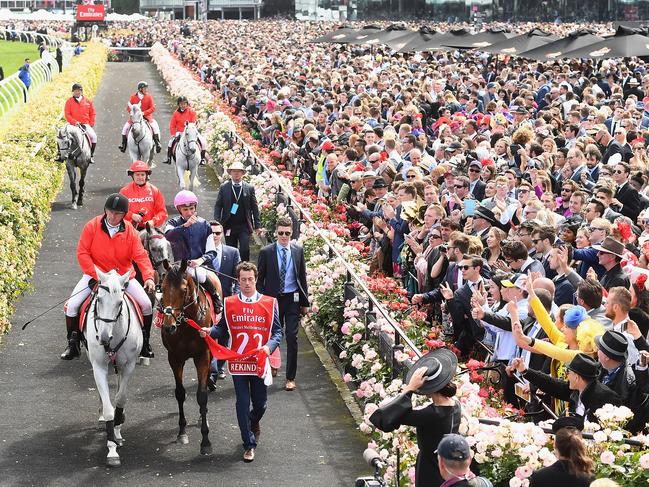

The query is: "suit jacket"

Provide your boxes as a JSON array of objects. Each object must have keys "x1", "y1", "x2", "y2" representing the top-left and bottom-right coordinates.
[
  {"x1": 207, "y1": 244, "x2": 240, "y2": 297},
  {"x1": 470, "y1": 179, "x2": 486, "y2": 202},
  {"x1": 213, "y1": 180, "x2": 261, "y2": 231},
  {"x1": 257, "y1": 242, "x2": 309, "y2": 307},
  {"x1": 447, "y1": 283, "x2": 485, "y2": 342},
  {"x1": 616, "y1": 182, "x2": 643, "y2": 221}
]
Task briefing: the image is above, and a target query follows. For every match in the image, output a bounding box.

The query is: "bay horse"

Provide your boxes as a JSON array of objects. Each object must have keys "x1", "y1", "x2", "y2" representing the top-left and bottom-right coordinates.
[
  {"x1": 56, "y1": 124, "x2": 91, "y2": 209},
  {"x1": 85, "y1": 268, "x2": 143, "y2": 467},
  {"x1": 158, "y1": 260, "x2": 222, "y2": 455}
]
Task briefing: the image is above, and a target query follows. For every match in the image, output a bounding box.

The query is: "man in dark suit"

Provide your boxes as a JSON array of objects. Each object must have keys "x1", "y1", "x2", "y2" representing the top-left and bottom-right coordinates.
[
  {"x1": 207, "y1": 220, "x2": 241, "y2": 383},
  {"x1": 467, "y1": 160, "x2": 486, "y2": 202},
  {"x1": 612, "y1": 161, "x2": 644, "y2": 221},
  {"x1": 213, "y1": 161, "x2": 261, "y2": 262},
  {"x1": 257, "y1": 216, "x2": 309, "y2": 391}
]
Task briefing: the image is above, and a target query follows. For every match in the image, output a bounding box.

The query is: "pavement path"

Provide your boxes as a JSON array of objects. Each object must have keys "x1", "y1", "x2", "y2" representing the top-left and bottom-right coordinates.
[{"x1": 0, "y1": 62, "x2": 367, "y2": 487}]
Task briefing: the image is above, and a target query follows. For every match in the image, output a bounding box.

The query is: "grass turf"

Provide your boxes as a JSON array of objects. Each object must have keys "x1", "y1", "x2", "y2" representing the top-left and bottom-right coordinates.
[{"x1": 0, "y1": 40, "x2": 41, "y2": 77}]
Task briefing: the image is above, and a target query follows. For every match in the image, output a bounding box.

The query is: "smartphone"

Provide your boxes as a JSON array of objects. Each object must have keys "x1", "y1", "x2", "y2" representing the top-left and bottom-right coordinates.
[
  {"x1": 464, "y1": 199, "x2": 476, "y2": 217},
  {"x1": 514, "y1": 382, "x2": 530, "y2": 402},
  {"x1": 641, "y1": 353, "x2": 648, "y2": 367}
]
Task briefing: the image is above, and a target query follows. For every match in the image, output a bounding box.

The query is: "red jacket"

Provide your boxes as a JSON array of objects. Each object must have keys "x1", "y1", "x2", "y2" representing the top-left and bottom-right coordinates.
[
  {"x1": 77, "y1": 215, "x2": 154, "y2": 281},
  {"x1": 127, "y1": 93, "x2": 155, "y2": 121},
  {"x1": 64, "y1": 96, "x2": 96, "y2": 126},
  {"x1": 119, "y1": 182, "x2": 168, "y2": 230},
  {"x1": 169, "y1": 107, "x2": 197, "y2": 136}
]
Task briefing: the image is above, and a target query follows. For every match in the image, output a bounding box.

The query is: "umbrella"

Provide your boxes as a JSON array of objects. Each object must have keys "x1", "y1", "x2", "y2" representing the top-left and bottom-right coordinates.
[
  {"x1": 311, "y1": 26, "x2": 356, "y2": 44},
  {"x1": 442, "y1": 27, "x2": 514, "y2": 49},
  {"x1": 398, "y1": 28, "x2": 471, "y2": 53},
  {"x1": 358, "y1": 24, "x2": 411, "y2": 46},
  {"x1": 387, "y1": 26, "x2": 440, "y2": 52},
  {"x1": 558, "y1": 26, "x2": 649, "y2": 60},
  {"x1": 482, "y1": 29, "x2": 558, "y2": 55},
  {"x1": 517, "y1": 29, "x2": 604, "y2": 61},
  {"x1": 343, "y1": 25, "x2": 384, "y2": 45}
]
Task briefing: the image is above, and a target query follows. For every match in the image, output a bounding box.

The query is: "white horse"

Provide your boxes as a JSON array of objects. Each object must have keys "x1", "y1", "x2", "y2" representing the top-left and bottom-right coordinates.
[
  {"x1": 56, "y1": 124, "x2": 92, "y2": 210},
  {"x1": 84, "y1": 268, "x2": 143, "y2": 467},
  {"x1": 127, "y1": 104, "x2": 154, "y2": 165},
  {"x1": 174, "y1": 121, "x2": 201, "y2": 191}
]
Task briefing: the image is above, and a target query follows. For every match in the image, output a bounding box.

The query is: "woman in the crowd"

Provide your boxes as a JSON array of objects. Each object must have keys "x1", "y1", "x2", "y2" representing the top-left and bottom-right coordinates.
[{"x1": 483, "y1": 227, "x2": 507, "y2": 267}]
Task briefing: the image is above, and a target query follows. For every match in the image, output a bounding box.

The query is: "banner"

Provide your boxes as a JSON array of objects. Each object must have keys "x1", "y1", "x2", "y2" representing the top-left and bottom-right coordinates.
[{"x1": 76, "y1": 4, "x2": 106, "y2": 22}]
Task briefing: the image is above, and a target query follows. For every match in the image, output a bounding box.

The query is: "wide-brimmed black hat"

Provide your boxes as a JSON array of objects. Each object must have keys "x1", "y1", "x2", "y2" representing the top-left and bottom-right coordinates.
[
  {"x1": 551, "y1": 415, "x2": 585, "y2": 433},
  {"x1": 372, "y1": 179, "x2": 388, "y2": 189},
  {"x1": 595, "y1": 330, "x2": 628, "y2": 361},
  {"x1": 405, "y1": 348, "x2": 457, "y2": 395},
  {"x1": 473, "y1": 205, "x2": 498, "y2": 226},
  {"x1": 592, "y1": 236, "x2": 626, "y2": 258},
  {"x1": 567, "y1": 353, "x2": 599, "y2": 379}
]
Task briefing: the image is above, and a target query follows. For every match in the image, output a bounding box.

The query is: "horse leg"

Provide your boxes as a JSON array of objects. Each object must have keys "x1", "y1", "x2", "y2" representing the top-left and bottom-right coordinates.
[
  {"x1": 113, "y1": 360, "x2": 136, "y2": 447},
  {"x1": 66, "y1": 162, "x2": 78, "y2": 210},
  {"x1": 92, "y1": 363, "x2": 120, "y2": 467},
  {"x1": 169, "y1": 355, "x2": 188, "y2": 444},
  {"x1": 194, "y1": 352, "x2": 212, "y2": 455},
  {"x1": 176, "y1": 160, "x2": 186, "y2": 190},
  {"x1": 189, "y1": 162, "x2": 196, "y2": 192},
  {"x1": 77, "y1": 165, "x2": 88, "y2": 207}
]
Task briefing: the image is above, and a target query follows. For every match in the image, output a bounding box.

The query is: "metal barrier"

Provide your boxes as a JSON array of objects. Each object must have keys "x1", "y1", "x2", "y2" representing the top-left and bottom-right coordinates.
[{"x1": 0, "y1": 28, "x2": 66, "y2": 47}]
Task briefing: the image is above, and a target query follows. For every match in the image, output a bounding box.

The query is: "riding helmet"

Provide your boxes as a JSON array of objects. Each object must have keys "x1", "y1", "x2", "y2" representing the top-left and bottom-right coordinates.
[
  {"x1": 72, "y1": 83, "x2": 83, "y2": 91},
  {"x1": 177, "y1": 96, "x2": 188, "y2": 105},
  {"x1": 127, "y1": 160, "x2": 152, "y2": 176},
  {"x1": 137, "y1": 81, "x2": 148, "y2": 91},
  {"x1": 173, "y1": 190, "x2": 198, "y2": 208},
  {"x1": 104, "y1": 193, "x2": 130, "y2": 214}
]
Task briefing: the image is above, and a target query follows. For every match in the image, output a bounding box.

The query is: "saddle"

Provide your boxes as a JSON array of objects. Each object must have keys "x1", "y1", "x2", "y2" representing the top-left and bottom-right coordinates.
[
  {"x1": 65, "y1": 292, "x2": 144, "y2": 332},
  {"x1": 170, "y1": 136, "x2": 180, "y2": 162}
]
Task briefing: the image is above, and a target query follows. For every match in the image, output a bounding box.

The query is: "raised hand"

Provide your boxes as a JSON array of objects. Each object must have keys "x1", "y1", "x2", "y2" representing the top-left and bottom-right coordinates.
[{"x1": 440, "y1": 282, "x2": 454, "y2": 301}]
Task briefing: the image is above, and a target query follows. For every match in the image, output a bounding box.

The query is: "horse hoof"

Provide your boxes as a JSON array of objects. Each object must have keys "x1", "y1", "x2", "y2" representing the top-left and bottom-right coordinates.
[
  {"x1": 106, "y1": 456, "x2": 121, "y2": 467},
  {"x1": 71, "y1": 202, "x2": 77, "y2": 210},
  {"x1": 98, "y1": 415, "x2": 106, "y2": 423},
  {"x1": 177, "y1": 434, "x2": 189, "y2": 445},
  {"x1": 139, "y1": 357, "x2": 150, "y2": 366},
  {"x1": 115, "y1": 438, "x2": 124, "y2": 447},
  {"x1": 200, "y1": 444, "x2": 212, "y2": 455}
]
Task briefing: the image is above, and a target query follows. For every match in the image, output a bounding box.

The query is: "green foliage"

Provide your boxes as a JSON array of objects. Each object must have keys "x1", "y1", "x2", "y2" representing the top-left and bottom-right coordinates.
[{"x1": 0, "y1": 43, "x2": 107, "y2": 335}]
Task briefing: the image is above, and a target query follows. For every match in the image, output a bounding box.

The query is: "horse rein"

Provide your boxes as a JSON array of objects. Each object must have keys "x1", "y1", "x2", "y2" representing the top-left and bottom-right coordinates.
[
  {"x1": 158, "y1": 279, "x2": 198, "y2": 327},
  {"x1": 179, "y1": 131, "x2": 198, "y2": 158},
  {"x1": 93, "y1": 284, "x2": 132, "y2": 364}
]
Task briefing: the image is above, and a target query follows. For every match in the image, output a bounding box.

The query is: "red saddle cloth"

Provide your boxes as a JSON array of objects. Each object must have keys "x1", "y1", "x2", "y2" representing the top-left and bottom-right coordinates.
[{"x1": 64, "y1": 293, "x2": 144, "y2": 332}]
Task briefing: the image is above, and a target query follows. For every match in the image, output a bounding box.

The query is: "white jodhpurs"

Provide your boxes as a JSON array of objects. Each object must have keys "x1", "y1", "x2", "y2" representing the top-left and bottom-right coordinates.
[
  {"x1": 122, "y1": 119, "x2": 161, "y2": 136},
  {"x1": 79, "y1": 124, "x2": 97, "y2": 143},
  {"x1": 65, "y1": 274, "x2": 153, "y2": 317}
]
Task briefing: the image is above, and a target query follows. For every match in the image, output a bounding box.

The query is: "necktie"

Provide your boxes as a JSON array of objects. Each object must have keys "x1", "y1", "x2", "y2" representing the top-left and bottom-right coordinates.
[
  {"x1": 214, "y1": 248, "x2": 221, "y2": 272},
  {"x1": 279, "y1": 247, "x2": 288, "y2": 293}
]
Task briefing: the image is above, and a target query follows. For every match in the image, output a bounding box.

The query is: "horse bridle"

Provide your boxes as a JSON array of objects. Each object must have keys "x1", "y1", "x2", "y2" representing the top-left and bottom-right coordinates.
[
  {"x1": 58, "y1": 128, "x2": 84, "y2": 159},
  {"x1": 180, "y1": 129, "x2": 198, "y2": 158},
  {"x1": 93, "y1": 284, "x2": 131, "y2": 363},
  {"x1": 130, "y1": 114, "x2": 150, "y2": 158},
  {"x1": 145, "y1": 234, "x2": 169, "y2": 271},
  {"x1": 158, "y1": 279, "x2": 198, "y2": 327}
]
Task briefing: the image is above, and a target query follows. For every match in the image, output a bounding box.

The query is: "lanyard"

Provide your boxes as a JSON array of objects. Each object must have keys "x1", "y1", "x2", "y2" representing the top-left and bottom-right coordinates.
[{"x1": 232, "y1": 184, "x2": 242, "y2": 203}]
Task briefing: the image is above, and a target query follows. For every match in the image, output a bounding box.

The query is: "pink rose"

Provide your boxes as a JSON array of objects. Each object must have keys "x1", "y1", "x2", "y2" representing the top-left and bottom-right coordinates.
[
  {"x1": 515, "y1": 466, "x2": 532, "y2": 479},
  {"x1": 352, "y1": 333, "x2": 362, "y2": 343},
  {"x1": 600, "y1": 450, "x2": 615, "y2": 465},
  {"x1": 343, "y1": 373, "x2": 352, "y2": 383},
  {"x1": 341, "y1": 323, "x2": 351, "y2": 335}
]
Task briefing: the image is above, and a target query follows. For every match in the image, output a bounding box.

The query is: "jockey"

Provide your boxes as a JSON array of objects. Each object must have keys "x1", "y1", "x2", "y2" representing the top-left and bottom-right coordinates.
[
  {"x1": 164, "y1": 96, "x2": 207, "y2": 166},
  {"x1": 61, "y1": 194, "x2": 155, "y2": 360},
  {"x1": 119, "y1": 160, "x2": 168, "y2": 231},
  {"x1": 119, "y1": 81, "x2": 162, "y2": 154},
  {"x1": 164, "y1": 190, "x2": 222, "y2": 311},
  {"x1": 64, "y1": 83, "x2": 97, "y2": 163}
]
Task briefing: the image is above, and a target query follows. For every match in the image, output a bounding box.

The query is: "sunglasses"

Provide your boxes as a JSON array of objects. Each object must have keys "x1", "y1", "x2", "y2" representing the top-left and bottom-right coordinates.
[
  {"x1": 613, "y1": 169, "x2": 626, "y2": 174},
  {"x1": 212, "y1": 230, "x2": 223, "y2": 235},
  {"x1": 589, "y1": 227, "x2": 605, "y2": 232},
  {"x1": 561, "y1": 188, "x2": 573, "y2": 193},
  {"x1": 407, "y1": 175, "x2": 417, "y2": 179},
  {"x1": 532, "y1": 238, "x2": 542, "y2": 244},
  {"x1": 457, "y1": 265, "x2": 474, "y2": 271},
  {"x1": 469, "y1": 167, "x2": 481, "y2": 173},
  {"x1": 277, "y1": 231, "x2": 292, "y2": 236},
  {"x1": 454, "y1": 184, "x2": 466, "y2": 189},
  {"x1": 518, "y1": 189, "x2": 530, "y2": 194}
]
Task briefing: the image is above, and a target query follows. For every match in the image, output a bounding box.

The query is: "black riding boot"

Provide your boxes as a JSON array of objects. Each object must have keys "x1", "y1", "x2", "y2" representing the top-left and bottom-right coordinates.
[
  {"x1": 163, "y1": 146, "x2": 173, "y2": 164},
  {"x1": 140, "y1": 314, "x2": 154, "y2": 359},
  {"x1": 200, "y1": 149, "x2": 207, "y2": 166},
  {"x1": 202, "y1": 278, "x2": 222, "y2": 315},
  {"x1": 61, "y1": 316, "x2": 81, "y2": 360},
  {"x1": 118, "y1": 134, "x2": 127, "y2": 153},
  {"x1": 90, "y1": 142, "x2": 96, "y2": 164},
  {"x1": 153, "y1": 133, "x2": 162, "y2": 153}
]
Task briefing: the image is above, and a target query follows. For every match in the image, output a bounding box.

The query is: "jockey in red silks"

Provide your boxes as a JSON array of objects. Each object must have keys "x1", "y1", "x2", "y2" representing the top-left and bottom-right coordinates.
[
  {"x1": 163, "y1": 96, "x2": 208, "y2": 165},
  {"x1": 61, "y1": 194, "x2": 155, "y2": 361},
  {"x1": 64, "y1": 82, "x2": 97, "y2": 162},
  {"x1": 119, "y1": 160, "x2": 168, "y2": 231},
  {"x1": 118, "y1": 80, "x2": 162, "y2": 154}
]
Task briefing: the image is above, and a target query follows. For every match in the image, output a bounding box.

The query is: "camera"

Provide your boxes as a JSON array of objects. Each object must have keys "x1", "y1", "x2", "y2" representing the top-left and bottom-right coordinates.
[
  {"x1": 439, "y1": 244, "x2": 448, "y2": 252},
  {"x1": 355, "y1": 478, "x2": 385, "y2": 487}
]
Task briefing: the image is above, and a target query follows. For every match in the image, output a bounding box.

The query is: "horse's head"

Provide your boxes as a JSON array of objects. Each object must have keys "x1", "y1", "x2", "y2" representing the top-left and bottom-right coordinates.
[
  {"x1": 130, "y1": 104, "x2": 144, "y2": 134},
  {"x1": 94, "y1": 268, "x2": 129, "y2": 347},
  {"x1": 160, "y1": 260, "x2": 195, "y2": 335},
  {"x1": 183, "y1": 122, "x2": 198, "y2": 154},
  {"x1": 140, "y1": 222, "x2": 173, "y2": 278},
  {"x1": 56, "y1": 125, "x2": 71, "y2": 160}
]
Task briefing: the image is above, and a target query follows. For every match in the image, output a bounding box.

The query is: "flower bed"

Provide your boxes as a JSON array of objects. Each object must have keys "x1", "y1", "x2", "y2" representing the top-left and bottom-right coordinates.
[
  {"x1": 150, "y1": 42, "x2": 649, "y2": 486},
  {"x1": 0, "y1": 42, "x2": 107, "y2": 336}
]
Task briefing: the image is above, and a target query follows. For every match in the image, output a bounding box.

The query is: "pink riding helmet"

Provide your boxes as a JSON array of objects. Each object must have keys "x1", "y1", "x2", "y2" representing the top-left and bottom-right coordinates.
[{"x1": 174, "y1": 190, "x2": 198, "y2": 208}]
